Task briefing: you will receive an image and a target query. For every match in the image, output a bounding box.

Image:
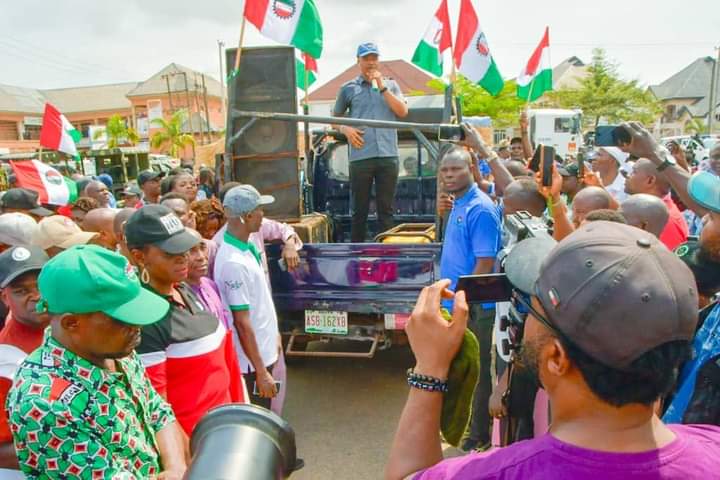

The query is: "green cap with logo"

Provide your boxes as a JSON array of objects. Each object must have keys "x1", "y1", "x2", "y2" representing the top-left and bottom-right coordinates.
[{"x1": 37, "y1": 244, "x2": 169, "y2": 326}]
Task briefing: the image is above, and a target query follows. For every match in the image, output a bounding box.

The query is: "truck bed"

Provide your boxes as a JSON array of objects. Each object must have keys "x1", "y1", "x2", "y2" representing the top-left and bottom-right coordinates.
[{"x1": 266, "y1": 242, "x2": 441, "y2": 314}]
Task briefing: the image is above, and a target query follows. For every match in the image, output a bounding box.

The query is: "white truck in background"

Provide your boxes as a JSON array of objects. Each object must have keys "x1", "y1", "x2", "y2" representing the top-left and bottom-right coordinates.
[{"x1": 528, "y1": 109, "x2": 584, "y2": 159}]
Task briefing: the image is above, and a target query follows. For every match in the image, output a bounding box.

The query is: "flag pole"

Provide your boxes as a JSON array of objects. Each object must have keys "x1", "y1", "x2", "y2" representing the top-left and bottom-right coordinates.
[
  {"x1": 232, "y1": 16, "x2": 248, "y2": 79},
  {"x1": 304, "y1": 64, "x2": 310, "y2": 106},
  {"x1": 448, "y1": 47, "x2": 459, "y2": 121},
  {"x1": 300, "y1": 52, "x2": 311, "y2": 189}
]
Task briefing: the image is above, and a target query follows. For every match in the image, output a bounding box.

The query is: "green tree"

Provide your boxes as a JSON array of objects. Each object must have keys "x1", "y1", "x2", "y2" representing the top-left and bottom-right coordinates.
[
  {"x1": 684, "y1": 118, "x2": 708, "y2": 134},
  {"x1": 93, "y1": 114, "x2": 139, "y2": 148},
  {"x1": 545, "y1": 48, "x2": 661, "y2": 128},
  {"x1": 428, "y1": 76, "x2": 526, "y2": 128},
  {"x1": 150, "y1": 109, "x2": 196, "y2": 158}
]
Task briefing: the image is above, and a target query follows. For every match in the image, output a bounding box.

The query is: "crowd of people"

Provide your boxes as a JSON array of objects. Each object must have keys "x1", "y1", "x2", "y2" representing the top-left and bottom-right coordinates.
[
  {"x1": 385, "y1": 120, "x2": 720, "y2": 479},
  {"x1": 1, "y1": 37, "x2": 720, "y2": 478},
  {"x1": 0, "y1": 166, "x2": 304, "y2": 478}
]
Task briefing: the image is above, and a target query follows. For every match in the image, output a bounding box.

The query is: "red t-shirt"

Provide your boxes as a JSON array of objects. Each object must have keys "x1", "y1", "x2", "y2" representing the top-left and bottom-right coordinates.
[
  {"x1": 135, "y1": 284, "x2": 245, "y2": 434},
  {"x1": 659, "y1": 195, "x2": 689, "y2": 251},
  {"x1": 0, "y1": 316, "x2": 45, "y2": 442}
]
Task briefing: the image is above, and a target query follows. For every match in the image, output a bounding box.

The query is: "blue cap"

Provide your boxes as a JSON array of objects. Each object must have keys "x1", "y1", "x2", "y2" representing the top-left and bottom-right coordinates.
[
  {"x1": 357, "y1": 42, "x2": 380, "y2": 57},
  {"x1": 223, "y1": 185, "x2": 275, "y2": 217},
  {"x1": 689, "y1": 171, "x2": 720, "y2": 213}
]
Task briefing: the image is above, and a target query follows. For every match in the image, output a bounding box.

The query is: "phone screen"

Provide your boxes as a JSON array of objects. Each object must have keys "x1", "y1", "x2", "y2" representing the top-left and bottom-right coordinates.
[
  {"x1": 253, "y1": 381, "x2": 282, "y2": 396},
  {"x1": 541, "y1": 145, "x2": 555, "y2": 187},
  {"x1": 456, "y1": 274, "x2": 513, "y2": 303},
  {"x1": 438, "y1": 125, "x2": 466, "y2": 142}
]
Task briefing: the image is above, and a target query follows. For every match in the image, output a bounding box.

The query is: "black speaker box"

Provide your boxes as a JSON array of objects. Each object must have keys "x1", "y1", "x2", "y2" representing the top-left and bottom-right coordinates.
[{"x1": 225, "y1": 46, "x2": 300, "y2": 219}]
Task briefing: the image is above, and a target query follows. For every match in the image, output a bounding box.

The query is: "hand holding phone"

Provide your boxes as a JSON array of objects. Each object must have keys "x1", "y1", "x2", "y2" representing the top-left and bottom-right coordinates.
[{"x1": 595, "y1": 125, "x2": 632, "y2": 147}]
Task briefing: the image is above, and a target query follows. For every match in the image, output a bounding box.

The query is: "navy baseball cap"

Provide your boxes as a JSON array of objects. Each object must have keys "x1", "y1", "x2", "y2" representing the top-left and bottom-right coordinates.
[
  {"x1": 357, "y1": 43, "x2": 380, "y2": 57},
  {"x1": 688, "y1": 171, "x2": 720, "y2": 214}
]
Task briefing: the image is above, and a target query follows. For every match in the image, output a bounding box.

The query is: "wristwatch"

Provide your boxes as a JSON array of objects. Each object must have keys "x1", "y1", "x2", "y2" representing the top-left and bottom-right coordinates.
[
  {"x1": 379, "y1": 87, "x2": 388, "y2": 94},
  {"x1": 656, "y1": 148, "x2": 677, "y2": 172}
]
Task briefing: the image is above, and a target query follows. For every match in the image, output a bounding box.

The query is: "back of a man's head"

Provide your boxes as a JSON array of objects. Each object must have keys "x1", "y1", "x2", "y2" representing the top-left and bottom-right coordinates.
[
  {"x1": 505, "y1": 161, "x2": 530, "y2": 178},
  {"x1": 503, "y1": 179, "x2": 546, "y2": 217},
  {"x1": 620, "y1": 194, "x2": 669, "y2": 238},
  {"x1": 113, "y1": 208, "x2": 136, "y2": 238},
  {"x1": 583, "y1": 208, "x2": 627, "y2": 225}
]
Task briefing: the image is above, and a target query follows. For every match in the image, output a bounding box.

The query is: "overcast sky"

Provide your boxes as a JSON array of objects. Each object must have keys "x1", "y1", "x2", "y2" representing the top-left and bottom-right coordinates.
[{"x1": 0, "y1": 0, "x2": 717, "y2": 92}]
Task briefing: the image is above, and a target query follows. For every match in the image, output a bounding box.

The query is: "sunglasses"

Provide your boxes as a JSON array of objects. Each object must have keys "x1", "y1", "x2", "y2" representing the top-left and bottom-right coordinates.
[{"x1": 512, "y1": 291, "x2": 568, "y2": 344}]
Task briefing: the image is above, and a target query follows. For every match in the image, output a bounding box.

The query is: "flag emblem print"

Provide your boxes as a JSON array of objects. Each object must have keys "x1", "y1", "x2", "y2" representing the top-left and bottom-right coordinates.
[
  {"x1": 476, "y1": 33, "x2": 489, "y2": 56},
  {"x1": 273, "y1": 0, "x2": 296, "y2": 19},
  {"x1": 44, "y1": 169, "x2": 63, "y2": 186}
]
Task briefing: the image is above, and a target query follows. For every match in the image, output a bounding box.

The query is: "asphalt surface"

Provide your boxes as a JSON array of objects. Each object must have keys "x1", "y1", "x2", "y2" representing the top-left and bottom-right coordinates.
[{"x1": 283, "y1": 340, "x2": 415, "y2": 480}]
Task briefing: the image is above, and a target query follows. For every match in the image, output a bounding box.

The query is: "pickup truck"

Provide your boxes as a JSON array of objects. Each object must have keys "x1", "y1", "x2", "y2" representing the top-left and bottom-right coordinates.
[{"x1": 267, "y1": 109, "x2": 449, "y2": 357}]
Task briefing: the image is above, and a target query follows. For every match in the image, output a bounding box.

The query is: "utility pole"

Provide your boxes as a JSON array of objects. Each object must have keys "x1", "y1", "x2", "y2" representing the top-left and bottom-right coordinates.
[
  {"x1": 193, "y1": 74, "x2": 208, "y2": 145},
  {"x1": 162, "y1": 74, "x2": 174, "y2": 112},
  {"x1": 217, "y1": 40, "x2": 226, "y2": 125},
  {"x1": 709, "y1": 46, "x2": 720, "y2": 135},
  {"x1": 201, "y1": 74, "x2": 212, "y2": 143},
  {"x1": 179, "y1": 71, "x2": 197, "y2": 160}
]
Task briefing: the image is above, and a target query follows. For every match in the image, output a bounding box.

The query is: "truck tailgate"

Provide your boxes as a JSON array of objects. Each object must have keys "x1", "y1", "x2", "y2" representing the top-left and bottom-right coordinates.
[{"x1": 267, "y1": 243, "x2": 441, "y2": 314}]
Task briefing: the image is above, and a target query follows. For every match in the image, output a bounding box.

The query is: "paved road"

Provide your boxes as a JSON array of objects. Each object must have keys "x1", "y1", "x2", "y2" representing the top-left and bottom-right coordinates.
[{"x1": 283, "y1": 340, "x2": 415, "y2": 480}]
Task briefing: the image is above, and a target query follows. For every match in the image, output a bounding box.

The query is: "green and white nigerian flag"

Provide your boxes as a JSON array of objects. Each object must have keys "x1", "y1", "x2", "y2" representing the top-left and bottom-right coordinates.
[
  {"x1": 411, "y1": 0, "x2": 452, "y2": 77},
  {"x1": 517, "y1": 27, "x2": 552, "y2": 102},
  {"x1": 453, "y1": 0, "x2": 504, "y2": 96},
  {"x1": 244, "y1": 0, "x2": 323, "y2": 59}
]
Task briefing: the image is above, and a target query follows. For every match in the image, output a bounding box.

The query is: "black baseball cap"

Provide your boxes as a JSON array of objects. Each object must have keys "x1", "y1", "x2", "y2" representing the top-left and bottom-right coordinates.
[
  {"x1": 675, "y1": 240, "x2": 720, "y2": 295},
  {"x1": 137, "y1": 170, "x2": 165, "y2": 187},
  {"x1": 0, "y1": 245, "x2": 49, "y2": 288},
  {"x1": 124, "y1": 204, "x2": 199, "y2": 254},
  {"x1": 0, "y1": 188, "x2": 53, "y2": 217},
  {"x1": 506, "y1": 221, "x2": 699, "y2": 370}
]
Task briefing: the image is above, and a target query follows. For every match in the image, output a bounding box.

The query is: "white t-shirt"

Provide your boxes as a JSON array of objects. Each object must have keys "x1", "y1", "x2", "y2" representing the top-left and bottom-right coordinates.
[
  {"x1": 605, "y1": 171, "x2": 629, "y2": 203},
  {"x1": 214, "y1": 232, "x2": 279, "y2": 373}
]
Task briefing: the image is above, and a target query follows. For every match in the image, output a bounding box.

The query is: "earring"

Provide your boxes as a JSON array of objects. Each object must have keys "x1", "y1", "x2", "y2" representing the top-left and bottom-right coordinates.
[{"x1": 141, "y1": 268, "x2": 150, "y2": 284}]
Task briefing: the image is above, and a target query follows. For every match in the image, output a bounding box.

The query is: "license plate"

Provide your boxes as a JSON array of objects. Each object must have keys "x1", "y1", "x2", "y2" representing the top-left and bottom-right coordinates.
[{"x1": 304, "y1": 310, "x2": 348, "y2": 335}]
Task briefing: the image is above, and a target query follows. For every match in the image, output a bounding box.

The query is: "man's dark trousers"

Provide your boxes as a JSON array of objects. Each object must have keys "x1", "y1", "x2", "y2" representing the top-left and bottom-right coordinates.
[
  {"x1": 467, "y1": 304, "x2": 495, "y2": 446},
  {"x1": 350, "y1": 156, "x2": 398, "y2": 242}
]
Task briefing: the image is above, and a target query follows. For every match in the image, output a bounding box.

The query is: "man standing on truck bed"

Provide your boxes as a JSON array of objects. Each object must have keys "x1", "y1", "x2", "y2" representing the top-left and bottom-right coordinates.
[{"x1": 333, "y1": 42, "x2": 409, "y2": 242}]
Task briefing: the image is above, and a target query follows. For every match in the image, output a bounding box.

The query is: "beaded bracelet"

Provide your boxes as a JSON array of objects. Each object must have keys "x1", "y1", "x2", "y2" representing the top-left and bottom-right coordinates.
[{"x1": 406, "y1": 368, "x2": 449, "y2": 393}]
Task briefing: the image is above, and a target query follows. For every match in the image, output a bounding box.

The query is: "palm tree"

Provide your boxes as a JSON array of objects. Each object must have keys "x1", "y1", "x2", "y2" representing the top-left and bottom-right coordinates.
[
  {"x1": 93, "y1": 114, "x2": 139, "y2": 148},
  {"x1": 150, "y1": 109, "x2": 196, "y2": 158},
  {"x1": 684, "y1": 118, "x2": 708, "y2": 135}
]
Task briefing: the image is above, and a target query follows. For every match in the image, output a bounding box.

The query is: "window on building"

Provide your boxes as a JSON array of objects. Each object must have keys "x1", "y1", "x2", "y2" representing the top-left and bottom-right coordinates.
[
  {"x1": 0, "y1": 121, "x2": 18, "y2": 141},
  {"x1": 23, "y1": 125, "x2": 41, "y2": 140}
]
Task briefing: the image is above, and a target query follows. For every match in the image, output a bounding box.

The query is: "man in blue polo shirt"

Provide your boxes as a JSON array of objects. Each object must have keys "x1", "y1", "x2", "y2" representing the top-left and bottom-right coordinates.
[
  {"x1": 332, "y1": 42, "x2": 409, "y2": 242},
  {"x1": 439, "y1": 143, "x2": 502, "y2": 452}
]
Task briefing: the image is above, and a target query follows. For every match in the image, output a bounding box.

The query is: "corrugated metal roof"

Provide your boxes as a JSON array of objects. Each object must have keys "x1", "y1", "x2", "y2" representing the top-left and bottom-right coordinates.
[
  {"x1": 126, "y1": 63, "x2": 223, "y2": 98},
  {"x1": 649, "y1": 57, "x2": 718, "y2": 101},
  {"x1": 43, "y1": 82, "x2": 137, "y2": 113},
  {"x1": 0, "y1": 63, "x2": 223, "y2": 116},
  {"x1": 0, "y1": 84, "x2": 46, "y2": 114}
]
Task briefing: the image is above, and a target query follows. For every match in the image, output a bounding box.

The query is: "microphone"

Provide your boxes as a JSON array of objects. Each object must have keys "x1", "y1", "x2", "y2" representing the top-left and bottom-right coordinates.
[{"x1": 371, "y1": 78, "x2": 379, "y2": 91}]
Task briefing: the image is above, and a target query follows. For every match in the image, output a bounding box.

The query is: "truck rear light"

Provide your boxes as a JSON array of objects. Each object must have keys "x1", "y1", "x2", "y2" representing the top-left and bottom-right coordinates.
[{"x1": 384, "y1": 313, "x2": 411, "y2": 330}]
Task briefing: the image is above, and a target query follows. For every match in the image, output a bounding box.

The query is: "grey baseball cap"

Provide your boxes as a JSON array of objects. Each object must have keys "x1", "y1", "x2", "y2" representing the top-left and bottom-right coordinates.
[
  {"x1": 504, "y1": 236, "x2": 556, "y2": 295},
  {"x1": 518, "y1": 221, "x2": 699, "y2": 370},
  {"x1": 223, "y1": 185, "x2": 274, "y2": 217}
]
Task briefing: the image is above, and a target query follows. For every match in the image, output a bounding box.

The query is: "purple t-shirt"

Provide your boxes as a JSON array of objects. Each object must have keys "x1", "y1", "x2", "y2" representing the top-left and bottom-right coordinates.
[{"x1": 414, "y1": 424, "x2": 720, "y2": 479}]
